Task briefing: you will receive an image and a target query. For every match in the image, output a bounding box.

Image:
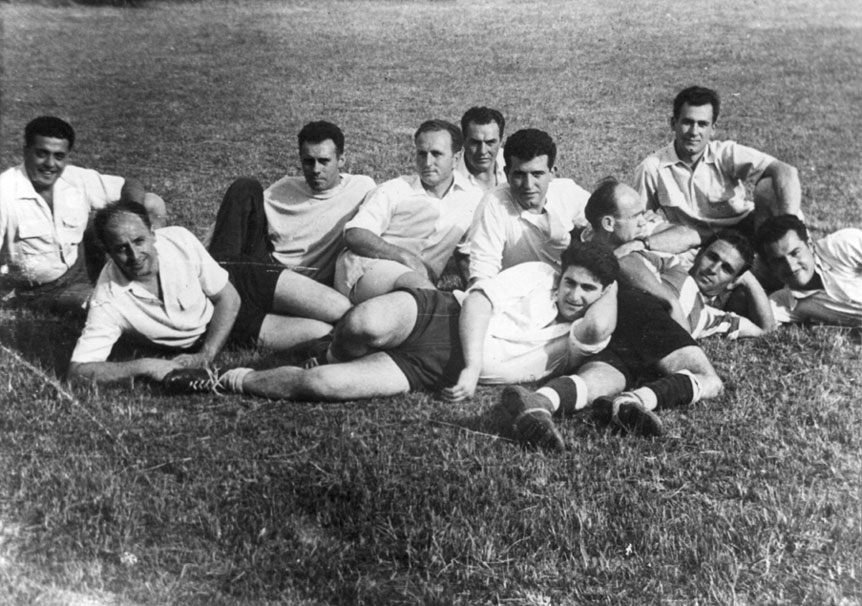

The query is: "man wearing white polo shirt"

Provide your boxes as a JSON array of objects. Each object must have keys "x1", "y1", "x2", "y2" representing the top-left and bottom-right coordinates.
[
  {"x1": 334, "y1": 119, "x2": 483, "y2": 302},
  {"x1": 467, "y1": 128, "x2": 590, "y2": 284}
]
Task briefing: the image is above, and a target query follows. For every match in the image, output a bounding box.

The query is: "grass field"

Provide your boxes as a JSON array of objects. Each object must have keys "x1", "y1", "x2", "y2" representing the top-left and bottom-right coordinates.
[{"x1": 1, "y1": 0, "x2": 862, "y2": 604}]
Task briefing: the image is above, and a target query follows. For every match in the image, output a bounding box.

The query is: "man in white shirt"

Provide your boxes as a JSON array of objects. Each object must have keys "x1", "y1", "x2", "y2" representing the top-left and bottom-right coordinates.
[
  {"x1": 162, "y1": 242, "x2": 619, "y2": 405},
  {"x1": 457, "y1": 106, "x2": 507, "y2": 191},
  {"x1": 756, "y1": 215, "x2": 862, "y2": 326},
  {"x1": 0, "y1": 116, "x2": 166, "y2": 314},
  {"x1": 468, "y1": 128, "x2": 590, "y2": 283},
  {"x1": 334, "y1": 120, "x2": 483, "y2": 302},
  {"x1": 633, "y1": 86, "x2": 802, "y2": 256},
  {"x1": 208, "y1": 121, "x2": 375, "y2": 333}
]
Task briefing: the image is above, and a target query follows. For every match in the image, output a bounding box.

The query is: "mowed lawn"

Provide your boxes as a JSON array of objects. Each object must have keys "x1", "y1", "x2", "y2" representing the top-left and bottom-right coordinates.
[{"x1": 1, "y1": 1, "x2": 861, "y2": 605}]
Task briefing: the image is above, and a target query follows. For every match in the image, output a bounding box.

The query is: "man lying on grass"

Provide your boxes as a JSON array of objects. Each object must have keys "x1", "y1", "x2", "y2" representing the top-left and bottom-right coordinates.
[
  {"x1": 580, "y1": 178, "x2": 775, "y2": 338},
  {"x1": 68, "y1": 200, "x2": 345, "y2": 384},
  {"x1": 161, "y1": 242, "x2": 619, "y2": 402},
  {"x1": 500, "y1": 282, "x2": 724, "y2": 451},
  {"x1": 756, "y1": 214, "x2": 862, "y2": 326}
]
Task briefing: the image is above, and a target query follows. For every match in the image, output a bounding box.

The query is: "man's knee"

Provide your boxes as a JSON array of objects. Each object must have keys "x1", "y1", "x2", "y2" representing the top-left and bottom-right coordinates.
[{"x1": 697, "y1": 371, "x2": 723, "y2": 400}]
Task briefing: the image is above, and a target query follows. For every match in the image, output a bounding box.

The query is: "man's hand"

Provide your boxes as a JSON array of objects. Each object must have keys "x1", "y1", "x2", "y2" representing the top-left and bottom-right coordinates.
[
  {"x1": 171, "y1": 351, "x2": 213, "y2": 369},
  {"x1": 139, "y1": 358, "x2": 185, "y2": 381},
  {"x1": 440, "y1": 366, "x2": 481, "y2": 402}
]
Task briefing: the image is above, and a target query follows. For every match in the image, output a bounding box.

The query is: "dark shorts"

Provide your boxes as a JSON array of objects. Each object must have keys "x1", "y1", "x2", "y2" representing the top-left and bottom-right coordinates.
[
  {"x1": 587, "y1": 288, "x2": 697, "y2": 386},
  {"x1": 384, "y1": 288, "x2": 464, "y2": 391},
  {"x1": 224, "y1": 256, "x2": 282, "y2": 347}
]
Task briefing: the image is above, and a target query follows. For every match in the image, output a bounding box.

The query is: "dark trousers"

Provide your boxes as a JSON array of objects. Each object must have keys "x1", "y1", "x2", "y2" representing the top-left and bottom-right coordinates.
[{"x1": 208, "y1": 177, "x2": 272, "y2": 264}]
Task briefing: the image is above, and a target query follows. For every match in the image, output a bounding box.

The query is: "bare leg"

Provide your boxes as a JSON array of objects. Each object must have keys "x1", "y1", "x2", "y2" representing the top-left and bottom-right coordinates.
[
  {"x1": 577, "y1": 361, "x2": 628, "y2": 404},
  {"x1": 352, "y1": 259, "x2": 434, "y2": 303},
  {"x1": 271, "y1": 270, "x2": 351, "y2": 323},
  {"x1": 257, "y1": 315, "x2": 334, "y2": 351},
  {"x1": 241, "y1": 352, "x2": 410, "y2": 400},
  {"x1": 330, "y1": 291, "x2": 418, "y2": 360}
]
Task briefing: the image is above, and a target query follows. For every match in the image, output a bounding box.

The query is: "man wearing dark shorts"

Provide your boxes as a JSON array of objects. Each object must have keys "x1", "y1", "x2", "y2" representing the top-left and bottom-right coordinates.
[
  {"x1": 162, "y1": 242, "x2": 621, "y2": 402},
  {"x1": 501, "y1": 287, "x2": 723, "y2": 450},
  {"x1": 68, "y1": 200, "x2": 335, "y2": 384}
]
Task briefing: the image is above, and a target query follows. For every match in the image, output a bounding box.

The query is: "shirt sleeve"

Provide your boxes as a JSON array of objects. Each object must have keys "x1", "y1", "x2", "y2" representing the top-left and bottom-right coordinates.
[
  {"x1": 70, "y1": 298, "x2": 125, "y2": 363},
  {"x1": 79, "y1": 168, "x2": 126, "y2": 210},
  {"x1": 634, "y1": 157, "x2": 661, "y2": 210},
  {"x1": 721, "y1": 142, "x2": 775, "y2": 183},
  {"x1": 343, "y1": 181, "x2": 395, "y2": 236},
  {"x1": 185, "y1": 229, "x2": 229, "y2": 296},
  {"x1": 769, "y1": 289, "x2": 796, "y2": 325},
  {"x1": 468, "y1": 194, "x2": 507, "y2": 282}
]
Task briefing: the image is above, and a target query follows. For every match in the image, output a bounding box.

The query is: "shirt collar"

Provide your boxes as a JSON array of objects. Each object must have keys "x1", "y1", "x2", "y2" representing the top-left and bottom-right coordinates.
[{"x1": 657, "y1": 140, "x2": 717, "y2": 168}]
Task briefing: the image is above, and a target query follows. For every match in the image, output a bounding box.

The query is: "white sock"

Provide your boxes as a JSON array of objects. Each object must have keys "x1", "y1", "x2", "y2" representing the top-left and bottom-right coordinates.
[
  {"x1": 630, "y1": 387, "x2": 658, "y2": 411},
  {"x1": 221, "y1": 367, "x2": 253, "y2": 393},
  {"x1": 536, "y1": 387, "x2": 561, "y2": 411}
]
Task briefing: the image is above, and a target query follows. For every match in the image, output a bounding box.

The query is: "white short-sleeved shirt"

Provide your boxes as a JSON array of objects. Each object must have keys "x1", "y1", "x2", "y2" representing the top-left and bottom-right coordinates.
[
  {"x1": 468, "y1": 178, "x2": 590, "y2": 282},
  {"x1": 70, "y1": 226, "x2": 229, "y2": 363},
  {"x1": 459, "y1": 262, "x2": 609, "y2": 384},
  {"x1": 263, "y1": 173, "x2": 376, "y2": 283},
  {"x1": 336, "y1": 172, "x2": 482, "y2": 291},
  {"x1": 634, "y1": 140, "x2": 775, "y2": 236},
  {"x1": 769, "y1": 229, "x2": 862, "y2": 326},
  {"x1": 0, "y1": 164, "x2": 124, "y2": 285}
]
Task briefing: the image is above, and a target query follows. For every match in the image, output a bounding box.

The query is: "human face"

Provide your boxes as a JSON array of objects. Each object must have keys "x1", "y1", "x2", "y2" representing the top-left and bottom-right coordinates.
[
  {"x1": 24, "y1": 135, "x2": 70, "y2": 192},
  {"x1": 103, "y1": 212, "x2": 159, "y2": 282},
  {"x1": 671, "y1": 103, "x2": 716, "y2": 164},
  {"x1": 609, "y1": 185, "x2": 647, "y2": 244},
  {"x1": 555, "y1": 265, "x2": 607, "y2": 321},
  {"x1": 762, "y1": 230, "x2": 817, "y2": 290},
  {"x1": 300, "y1": 139, "x2": 344, "y2": 192},
  {"x1": 691, "y1": 239, "x2": 747, "y2": 297},
  {"x1": 507, "y1": 155, "x2": 554, "y2": 213},
  {"x1": 415, "y1": 130, "x2": 458, "y2": 195},
  {"x1": 463, "y1": 121, "x2": 502, "y2": 175}
]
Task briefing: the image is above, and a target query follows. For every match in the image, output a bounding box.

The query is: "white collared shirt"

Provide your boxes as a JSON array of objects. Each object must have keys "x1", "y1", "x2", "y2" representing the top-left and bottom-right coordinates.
[
  {"x1": 0, "y1": 164, "x2": 124, "y2": 285},
  {"x1": 634, "y1": 140, "x2": 774, "y2": 236},
  {"x1": 769, "y1": 229, "x2": 862, "y2": 326},
  {"x1": 468, "y1": 178, "x2": 590, "y2": 282},
  {"x1": 70, "y1": 226, "x2": 229, "y2": 363},
  {"x1": 337, "y1": 172, "x2": 482, "y2": 290},
  {"x1": 455, "y1": 148, "x2": 507, "y2": 191}
]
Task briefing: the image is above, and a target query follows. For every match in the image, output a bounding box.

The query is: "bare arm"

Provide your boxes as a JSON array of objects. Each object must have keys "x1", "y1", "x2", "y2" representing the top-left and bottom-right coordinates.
[
  {"x1": 68, "y1": 358, "x2": 184, "y2": 384},
  {"x1": 121, "y1": 177, "x2": 168, "y2": 228},
  {"x1": 730, "y1": 271, "x2": 776, "y2": 336},
  {"x1": 618, "y1": 256, "x2": 689, "y2": 330},
  {"x1": 344, "y1": 227, "x2": 433, "y2": 280},
  {"x1": 572, "y1": 280, "x2": 618, "y2": 345},
  {"x1": 172, "y1": 280, "x2": 241, "y2": 368},
  {"x1": 440, "y1": 290, "x2": 493, "y2": 402},
  {"x1": 759, "y1": 160, "x2": 802, "y2": 216}
]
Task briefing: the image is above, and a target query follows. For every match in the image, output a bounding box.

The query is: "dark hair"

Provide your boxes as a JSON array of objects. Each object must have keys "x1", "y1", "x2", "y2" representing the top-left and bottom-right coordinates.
[
  {"x1": 584, "y1": 177, "x2": 622, "y2": 229},
  {"x1": 94, "y1": 199, "x2": 152, "y2": 247},
  {"x1": 24, "y1": 116, "x2": 75, "y2": 150},
  {"x1": 298, "y1": 121, "x2": 345, "y2": 155},
  {"x1": 702, "y1": 229, "x2": 755, "y2": 273},
  {"x1": 560, "y1": 241, "x2": 619, "y2": 287},
  {"x1": 460, "y1": 106, "x2": 505, "y2": 139},
  {"x1": 755, "y1": 214, "x2": 809, "y2": 257},
  {"x1": 503, "y1": 128, "x2": 556, "y2": 170},
  {"x1": 414, "y1": 120, "x2": 463, "y2": 153},
  {"x1": 673, "y1": 86, "x2": 720, "y2": 123}
]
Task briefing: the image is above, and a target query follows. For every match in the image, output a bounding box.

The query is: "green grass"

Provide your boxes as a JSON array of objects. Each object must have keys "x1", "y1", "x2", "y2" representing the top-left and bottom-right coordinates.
[{"x1": 1, "y1": 1, "x2": 862, "y2": 604}]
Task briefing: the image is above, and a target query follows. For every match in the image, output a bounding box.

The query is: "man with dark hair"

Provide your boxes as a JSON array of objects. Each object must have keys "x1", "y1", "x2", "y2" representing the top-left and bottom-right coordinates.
[
  {"x1": 163, "y1": 241, "x2": 619, "y2": 403},
  {"x1": 0, "y1": 116, "x2": 166, "y2": 314},
  {"x1": 633, "y1": 85, "x2": 803, "y2": 257},
  {"x1": 580, "y1": 179, "x2": 774, "y2": 338},
  {"x1": 207, "y1": 120, "x2": 374, "y2": 342},
  {"x1": 756, "y1": 215, "x2": 862, "y2": 326},
  {"x1": 334, "y1": 119, "x2": 482, "y2": 302},
  {"x1": 467, "y1": 128, "x2": 590, "y2": 283},
  {"x1": 458, "y1": 106, "x2": 507, "y2": 191}
]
